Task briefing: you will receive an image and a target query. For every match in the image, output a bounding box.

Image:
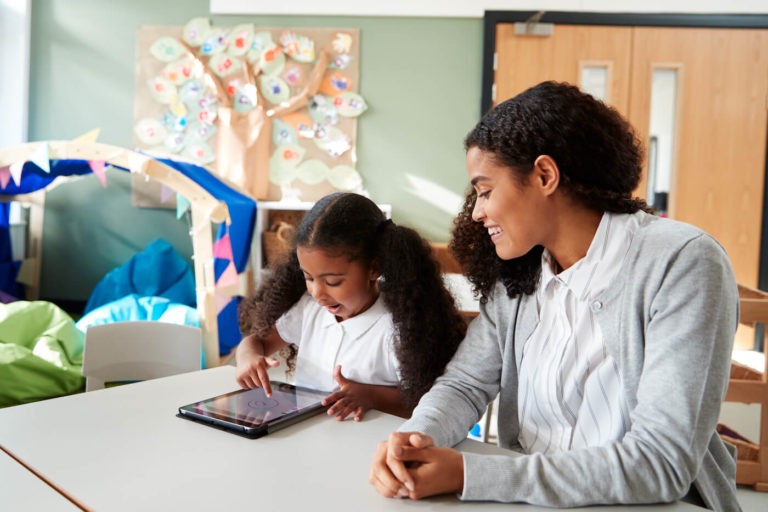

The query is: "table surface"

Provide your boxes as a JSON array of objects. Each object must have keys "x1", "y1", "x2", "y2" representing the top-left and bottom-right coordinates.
[
  {"x1": 0, "y1": 366, "x2": 699, "y2": 511},
  {"x1": 0, "y1": 448, "x2": 79, "y2": 511}
]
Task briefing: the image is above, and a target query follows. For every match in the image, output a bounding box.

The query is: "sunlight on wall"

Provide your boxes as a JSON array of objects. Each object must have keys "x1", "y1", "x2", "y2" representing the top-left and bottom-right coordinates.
[{"x1": 404, "y1": 173, "x2": 464, "y2": 216}]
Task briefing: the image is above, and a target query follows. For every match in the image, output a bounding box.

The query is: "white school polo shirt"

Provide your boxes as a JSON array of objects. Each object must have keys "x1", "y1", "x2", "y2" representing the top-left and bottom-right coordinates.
[{"x1": 275, "y1": 293, "x2": 400, "y2": 392}]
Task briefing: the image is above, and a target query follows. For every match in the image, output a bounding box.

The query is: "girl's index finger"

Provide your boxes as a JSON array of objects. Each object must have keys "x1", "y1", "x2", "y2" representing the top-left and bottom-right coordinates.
[{"x1": 256, "y1": 366, "x2": 273, "y2": 397}]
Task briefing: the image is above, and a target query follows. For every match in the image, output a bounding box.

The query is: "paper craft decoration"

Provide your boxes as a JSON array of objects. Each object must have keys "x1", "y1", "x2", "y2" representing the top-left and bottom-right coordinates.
[{"x1": 133, "y1": 20, "x2": 369, "y2": 204}]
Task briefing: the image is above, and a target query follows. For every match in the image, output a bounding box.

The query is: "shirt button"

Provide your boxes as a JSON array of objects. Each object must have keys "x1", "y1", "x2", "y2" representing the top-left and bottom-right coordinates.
[{"x1": 590, "y1": 301, "x2": 603, "y2": 312}]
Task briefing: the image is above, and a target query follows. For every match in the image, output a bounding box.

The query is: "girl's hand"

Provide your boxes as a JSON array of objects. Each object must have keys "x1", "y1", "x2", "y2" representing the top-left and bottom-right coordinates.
[
  {"x1": 235, "y1": 334, "x2": 281, "y2": 396},
  {"x1": 369, "y1": 432, "x2": 463, "y2": 500},
  {"x1": 322, "y1": 365, "x2": 372, "y2": 421}
]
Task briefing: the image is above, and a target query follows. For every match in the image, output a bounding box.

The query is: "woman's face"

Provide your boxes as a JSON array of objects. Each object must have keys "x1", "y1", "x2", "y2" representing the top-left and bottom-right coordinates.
[
  {"x1": 296, "y1": 246, "x2": 379, "y2": 321},
  {"x1": 466, "y1": 146, "x2": 548, "y2": 260}
]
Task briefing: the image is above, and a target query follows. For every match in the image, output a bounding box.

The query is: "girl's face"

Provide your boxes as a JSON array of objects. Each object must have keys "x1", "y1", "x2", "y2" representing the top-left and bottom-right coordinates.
[
  {"x1": 296, "y1": 246, "x2": 379, "y2": 321},
  {"x1": 466, "y1": 146, "x2": 549, "y2": 260}
]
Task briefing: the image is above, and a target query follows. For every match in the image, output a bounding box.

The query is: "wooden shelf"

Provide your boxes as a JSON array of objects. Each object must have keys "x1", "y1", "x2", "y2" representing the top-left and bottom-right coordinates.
[{"x1": 724, "y1": 284, "x2": 768, "y2": 490}]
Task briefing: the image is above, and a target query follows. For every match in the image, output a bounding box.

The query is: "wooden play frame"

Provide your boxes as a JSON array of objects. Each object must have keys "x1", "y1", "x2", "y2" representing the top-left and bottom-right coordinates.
[{"x1": 0, "y1": 140, "x2": 241, "y2": 367}]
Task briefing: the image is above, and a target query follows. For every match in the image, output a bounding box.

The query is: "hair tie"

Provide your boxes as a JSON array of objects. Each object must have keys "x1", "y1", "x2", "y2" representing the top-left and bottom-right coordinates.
[{"x1": 377, "y1": 218, "x2": 394, "y2": 233}]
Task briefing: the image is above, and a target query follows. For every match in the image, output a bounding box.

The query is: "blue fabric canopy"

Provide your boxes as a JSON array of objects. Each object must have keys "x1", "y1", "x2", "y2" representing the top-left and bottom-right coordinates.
[
  {"x1": 0, "y1": 155, "x2": 257, "y2": 354},
  {"x1": 158, "y1": 158, "x2": 255, "y2": 274},
  {"x1": 158, "y1": 158, "x2": 256, "y2": 353},
  {"x1": 0, "y1": 159, "x2": 95, "y2": 196}
]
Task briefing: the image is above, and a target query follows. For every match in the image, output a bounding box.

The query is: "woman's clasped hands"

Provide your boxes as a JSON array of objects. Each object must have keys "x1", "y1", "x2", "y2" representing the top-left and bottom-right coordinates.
[{"x1": 369, "y1": 432, "x2": 464, "y2": 500}]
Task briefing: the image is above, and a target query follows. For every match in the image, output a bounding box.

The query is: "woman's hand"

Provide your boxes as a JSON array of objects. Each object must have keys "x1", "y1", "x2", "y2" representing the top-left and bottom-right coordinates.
[
  {"x1": 369, "y1": 431, "x2": 464, "y2": 500},
  {"x1": 235, "y1": 334, "x2": 281, "y2": 396},
  {"x1": 322, "y1": 365, "x2": 373, "y2": 421}
]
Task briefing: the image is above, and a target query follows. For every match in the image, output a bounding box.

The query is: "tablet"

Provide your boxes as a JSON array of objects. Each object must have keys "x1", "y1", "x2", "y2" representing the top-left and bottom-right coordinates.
[{"x1": 177, "y1": 382, "x2": 329, "y2": 438}]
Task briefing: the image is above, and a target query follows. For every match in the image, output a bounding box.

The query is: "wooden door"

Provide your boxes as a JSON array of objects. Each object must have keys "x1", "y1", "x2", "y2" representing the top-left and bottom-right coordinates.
[
  {"x1": 493, "y1": 23, "x2": 768, "y2": 286},
  {"x1": 627, "y1": 27, "x2": 768, "y2": 287},
  {"x1": 494, "y1": 24, "x2": 632, "y2": 115}
]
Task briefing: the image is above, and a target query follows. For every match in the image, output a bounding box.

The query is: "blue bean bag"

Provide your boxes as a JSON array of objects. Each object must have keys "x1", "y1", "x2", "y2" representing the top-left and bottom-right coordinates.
[
  {"x1": 76, "y1": 294, "x2": 200, "y2": 330},
  {"x1": 84, "y1": 238, "x2": 195, "y2": 314}
]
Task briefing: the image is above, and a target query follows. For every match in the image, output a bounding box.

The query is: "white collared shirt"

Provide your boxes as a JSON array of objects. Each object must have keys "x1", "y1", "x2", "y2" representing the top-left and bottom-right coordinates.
[
  {"x1": 517, "y1": 212, "x2": 638, "y2": 454},
  {"x1": 275, "y1": 293, "x2": 399, "y2": 392}
]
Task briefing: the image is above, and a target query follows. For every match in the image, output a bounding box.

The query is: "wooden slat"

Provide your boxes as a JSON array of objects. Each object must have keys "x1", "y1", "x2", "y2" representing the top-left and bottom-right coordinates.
[
  {"x1": 430, "y1": 242, "x2": 462, "y2": 274},
  {"x1": 736, "y1": 460, "x2": 763, "y2": 484},
  {"x1": 740, "y1": 298, "x2": 768, "y2": 326},
  {"x1": 726, "y1": 380, "x2": 768, "y2": 403}
]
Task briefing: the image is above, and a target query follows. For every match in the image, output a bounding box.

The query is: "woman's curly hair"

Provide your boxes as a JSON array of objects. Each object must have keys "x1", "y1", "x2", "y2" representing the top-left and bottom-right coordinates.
[
  {"x1": 451, "y1": 81, "x2": 653, "y2": 301},
  {"x1": 239, "y1": 192, "x2": 466, "y2": 410}
]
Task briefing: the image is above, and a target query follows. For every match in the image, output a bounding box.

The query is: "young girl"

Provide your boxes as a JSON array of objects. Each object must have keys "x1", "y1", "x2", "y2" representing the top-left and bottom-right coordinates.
[
  {"x1": 370, "y1": 82, "x2": 740, "y2": 511},
  {"x1": 236, "y1": 192, "x2": 466, "y2": 421}
]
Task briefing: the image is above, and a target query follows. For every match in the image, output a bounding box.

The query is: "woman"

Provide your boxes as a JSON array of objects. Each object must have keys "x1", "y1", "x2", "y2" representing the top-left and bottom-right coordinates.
[{"x1": 369, "y1": 81, "x2": 740, "y2": 511}]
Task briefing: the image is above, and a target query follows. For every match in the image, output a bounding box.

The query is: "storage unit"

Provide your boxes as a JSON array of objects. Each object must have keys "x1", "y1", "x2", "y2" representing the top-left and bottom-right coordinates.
[{"x1": 725, "y1": 284, "x2": 768, "y2": 491}]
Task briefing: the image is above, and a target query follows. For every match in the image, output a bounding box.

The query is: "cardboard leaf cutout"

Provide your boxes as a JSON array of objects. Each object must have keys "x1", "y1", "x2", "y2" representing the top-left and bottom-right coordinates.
[
  {"x1": 135, "y1": 118, "x2": 168, "y2": 146},
  {"x1": 183, "y1": 17, "x2": 211, "y2": 47},
  {"x1": 259, "y1": 75, "x2": 291, "y2": 105},
  {"x1": 200, "y1": 28, "x2": 228, "y2": 56},
  {"x1": 150, "y1": 37, "x2": 187, "y2": 62},
  {"x1": 209, "y1": 54, "x2": 241, "y2": 78},
  {"x1": 259, "y1": 45, "x2": 286, "y2": 76},
  {"x1": 295, "y1": 159, "x2": 329, "y2": 185},
  {"x1": 335, "y1": 92, "x2": 368, "y2": 117},
  {"x1": 328, "y1": 165, "x2": 363, "y2": 191},
  {"x1": 272, "y1": 119, "x2": 298, "y2": 146},
  {"x1": 247, "y1": 31, "x2": 274, "y2": 63},
  {"x1": 224, "y1": 24, "x2": 255, "y2": 56}
]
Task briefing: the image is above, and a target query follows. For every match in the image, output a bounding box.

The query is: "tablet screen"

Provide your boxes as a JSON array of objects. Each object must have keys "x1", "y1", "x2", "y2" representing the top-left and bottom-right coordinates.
[
  {"x1": 196, "y1": 383, "x2": 325, "y2": 425},
  {"x1": 178, "y1": 382, "x2": 328, "y2": 436}
]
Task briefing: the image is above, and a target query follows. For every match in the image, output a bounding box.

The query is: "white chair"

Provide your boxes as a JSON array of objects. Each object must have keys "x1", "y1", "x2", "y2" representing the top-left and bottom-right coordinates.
[{"x1": 82, "y1": 321, "x2": 203, "y2": 391}]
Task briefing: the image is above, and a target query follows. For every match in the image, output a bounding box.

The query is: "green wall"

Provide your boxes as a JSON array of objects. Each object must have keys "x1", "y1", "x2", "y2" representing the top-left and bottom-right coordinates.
[{"x1": 28, "y1": 0, "x2": 482, "y2": 301}]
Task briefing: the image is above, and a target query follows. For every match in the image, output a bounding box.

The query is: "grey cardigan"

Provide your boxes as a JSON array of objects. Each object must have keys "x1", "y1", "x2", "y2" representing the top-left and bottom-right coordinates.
[{"x1": 401, "y1": 212, "x2": 740, "y2": 511}]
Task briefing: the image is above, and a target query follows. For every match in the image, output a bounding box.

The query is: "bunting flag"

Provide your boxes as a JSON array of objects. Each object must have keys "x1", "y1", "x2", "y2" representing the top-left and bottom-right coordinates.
[
  {"x1": 73, "y1": 128, "x2": 101, "y2": 143},
  {"x1": 176, "y1": 193, "x2": 190, "y2": 218},
  {"x1": 216, "y1": 260, "x2": 238, "y2": 288},
  {"x1": 29, "y1": 143, "x2": 51, "y2": 173},
  {"x1": 9, "y1": 161, "x2": 24, "y2": 186},
  {"x1": 16, "y1": 259, "x2": 34, "y2": 285},
  {"x1": 160, "y1": 184, "x2": 174, "y2": 203},
  {"x1": 213, "y1": 233, "x2": 234, "y2": 261},
  {"x1": 0, "y1": 167, "x2": 10, "y2": 189},
  {"x1": 88, "y1": 160, "x2": 107, "y2": 188},
  {"x1": 214, "y1": 289, "x2": 232, "y2": 315}
]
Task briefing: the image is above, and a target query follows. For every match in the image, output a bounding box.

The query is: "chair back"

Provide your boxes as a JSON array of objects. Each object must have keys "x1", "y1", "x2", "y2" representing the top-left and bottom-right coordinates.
[{"x1": 82, "y1": 321, "x2": 202, "y2": 391}]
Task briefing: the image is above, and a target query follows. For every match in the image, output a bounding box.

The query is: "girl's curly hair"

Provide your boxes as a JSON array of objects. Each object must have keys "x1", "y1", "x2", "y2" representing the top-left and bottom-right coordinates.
[
  {"x1": 451, "y1": 81, "x2": 653, "y2": 301},
  {"x1": 239, "y1": 192, "x2": 466, "y2": 409}
]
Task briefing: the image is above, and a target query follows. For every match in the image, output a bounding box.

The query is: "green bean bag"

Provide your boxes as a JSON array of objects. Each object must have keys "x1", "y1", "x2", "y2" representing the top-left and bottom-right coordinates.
[{"x1": 0, "y1": 301, "x2": 85, "y2": 407}]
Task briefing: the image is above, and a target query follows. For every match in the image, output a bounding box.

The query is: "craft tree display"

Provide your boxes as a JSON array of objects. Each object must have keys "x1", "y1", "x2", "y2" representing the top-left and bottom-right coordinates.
[{"x1": 133, "y1": 19, "x2": 368, "y2": 202}]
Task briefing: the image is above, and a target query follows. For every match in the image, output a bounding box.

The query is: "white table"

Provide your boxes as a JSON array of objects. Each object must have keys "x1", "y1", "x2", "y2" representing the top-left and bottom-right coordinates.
[
  {"x1": 0, "y1": 366, "x2": 699, "y2": 511},
  {"x1": 1, "y1": 448, "x2": 80, "y2": 511}
]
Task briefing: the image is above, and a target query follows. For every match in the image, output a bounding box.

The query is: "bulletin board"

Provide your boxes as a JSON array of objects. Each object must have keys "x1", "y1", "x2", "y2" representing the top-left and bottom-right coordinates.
[{"x1": 132, "y1": 19, "x2": 369, "y2": 204}]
